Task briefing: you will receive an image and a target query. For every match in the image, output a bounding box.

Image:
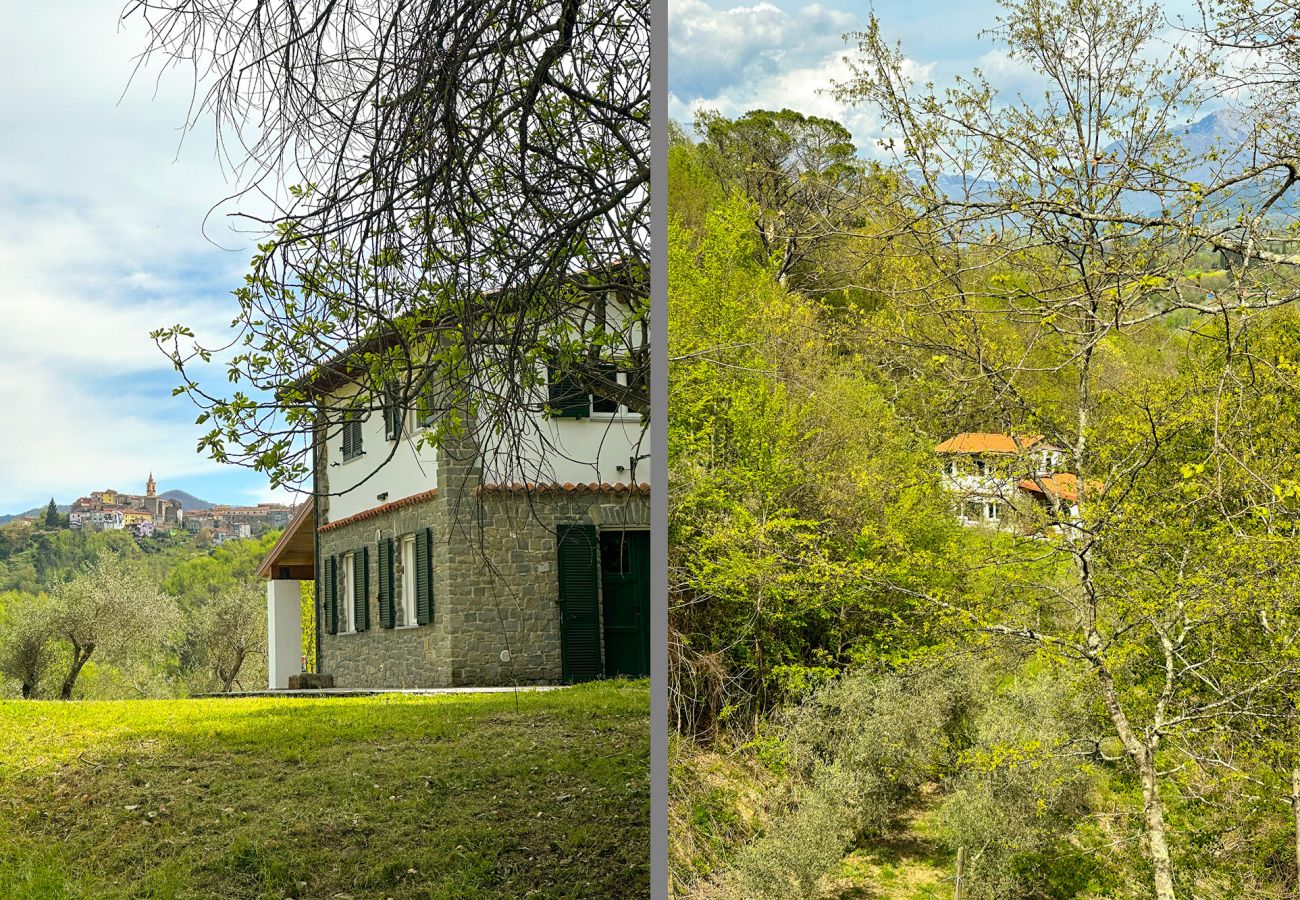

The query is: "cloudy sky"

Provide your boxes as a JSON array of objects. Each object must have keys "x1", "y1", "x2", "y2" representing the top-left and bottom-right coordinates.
[
  {"x1": 0, "y1": 1, "x2": 1211, "y2": 515},
  {"x1": 669, "y1": 0, "x2": 1201, "y2": 151},
  {"x1": 0, "y1": 2, "x2": 284, "y2": 513}
]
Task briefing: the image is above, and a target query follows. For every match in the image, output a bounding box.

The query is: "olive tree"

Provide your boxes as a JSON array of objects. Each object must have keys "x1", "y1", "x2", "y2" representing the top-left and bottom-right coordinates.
[
  {"x1": 51, "y1": 553, "x2": 178, "y2": 700},
  {"x1": 0, "y1": 592, "x2": 56, "y2": 699},
  {"x1": 189, "y1": 582, "x2": 267, "y2": 693}
]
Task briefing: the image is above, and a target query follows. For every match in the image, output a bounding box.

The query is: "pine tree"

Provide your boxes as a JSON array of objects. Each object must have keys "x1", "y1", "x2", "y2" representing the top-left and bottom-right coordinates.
[{"x1": 44, "y1": 498, "x2": 59, "y2": 528}]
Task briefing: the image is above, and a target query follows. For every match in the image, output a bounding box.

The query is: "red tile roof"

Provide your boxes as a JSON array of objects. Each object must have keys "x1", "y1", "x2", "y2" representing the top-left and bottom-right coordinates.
[
  {"x1": 934, "y1": 432, "x2": 1045, "y2": 454},
  {"x1": 1018, "y1": 473, "x2": 1099, "y2": 504},
  {"x1": 316, "y1": 482, "x2": 649, "y2": 533},
  {"x1": 318, "y1": 489, "x2": 439, "y2": 533}
]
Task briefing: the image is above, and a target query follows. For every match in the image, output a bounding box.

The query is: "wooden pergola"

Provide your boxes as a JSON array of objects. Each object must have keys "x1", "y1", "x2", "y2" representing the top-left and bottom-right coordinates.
[
  {"x1": 257, "y1": 501, "x2": 315, "y2": 581},
  {"x1": 258, "y1": 501, "x2": 316, "y2": 689}
]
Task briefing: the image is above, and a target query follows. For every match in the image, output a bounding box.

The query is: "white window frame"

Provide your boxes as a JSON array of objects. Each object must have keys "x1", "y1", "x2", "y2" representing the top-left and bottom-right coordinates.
[
  {"x1": 339, "y1": 552, "x2": 356, "y2": 634},
  {"x1": 589, "y1": 366, "x2": 641, "y2": 420},
  {"x1": 985, "y1": 501, "x2": 1000, "y2": 521},
  {"x1": 398, "y1": 534, "x2": 418, "y2": 628}
]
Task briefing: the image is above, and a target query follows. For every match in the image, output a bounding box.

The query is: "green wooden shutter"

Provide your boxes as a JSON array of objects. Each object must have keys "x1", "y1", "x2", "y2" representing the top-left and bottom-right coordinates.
[
  {"x1": 557, "y1": 523, "x2": 601, "y2": 683},
  {"x1": 350, "y1": 417, "x2": 363, "y2": 457},
  {"x1": 353, "y1": 546, "x2": 370, "y2": 631},
  {"x1": 378, "y1": 537, "x2": 395, "y2": 628},
  {"x1": 547, "y1": 364, "x2": 590, "y2": 419},
  {"x1": 415, "y1": 528, "x2": 433, "y2": 625},
  {"x1": 383, "y1": 383, "x2": 402, "y2": 440},
  {"x1": 340, "y1": 414, "x2": 354, "y2": 460},
  {"x1": 324, "y1": 555, "x2": 338, "y2": 635}
]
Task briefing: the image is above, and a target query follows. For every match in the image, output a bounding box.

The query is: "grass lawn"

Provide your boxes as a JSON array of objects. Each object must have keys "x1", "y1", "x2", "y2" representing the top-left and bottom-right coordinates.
[{"x1": 0, "y1": 680, "x2": 649, "y2": 900}]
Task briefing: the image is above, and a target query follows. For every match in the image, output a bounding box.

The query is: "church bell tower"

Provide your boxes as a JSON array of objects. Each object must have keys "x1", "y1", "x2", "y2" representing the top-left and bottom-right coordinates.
[{"x1": 146, "y1": 472, "x2": 156, "y2": 498}]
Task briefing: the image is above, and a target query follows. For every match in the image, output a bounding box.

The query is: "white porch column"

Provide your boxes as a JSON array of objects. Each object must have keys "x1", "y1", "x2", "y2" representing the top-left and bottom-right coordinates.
[{"x1": 267, "y1": 580, "x2": 303, "y2": 689}]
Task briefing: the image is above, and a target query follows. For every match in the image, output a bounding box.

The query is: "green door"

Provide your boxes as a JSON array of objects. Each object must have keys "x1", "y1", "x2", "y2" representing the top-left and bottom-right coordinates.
[
  {"x1": 558, "y1": 524, "x2": 602, "y2": 683},
  {"x1": 600, "y1": 530, "x2": 650, "y2": 678}
]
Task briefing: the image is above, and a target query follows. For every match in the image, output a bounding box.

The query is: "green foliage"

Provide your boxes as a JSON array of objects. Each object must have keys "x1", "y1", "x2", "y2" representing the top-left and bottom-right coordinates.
[
  {"x1": 0, "y1": 531, "x2": 288, "y2": 700},
  {"x1": 669, "y1": 181, "x2": 976, "y2": 737}
]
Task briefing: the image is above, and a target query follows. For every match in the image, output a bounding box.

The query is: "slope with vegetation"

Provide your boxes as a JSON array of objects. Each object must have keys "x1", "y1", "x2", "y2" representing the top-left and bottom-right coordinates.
[{"x1": 668, "y1": 0, "x2": 1300, "y2": 897}]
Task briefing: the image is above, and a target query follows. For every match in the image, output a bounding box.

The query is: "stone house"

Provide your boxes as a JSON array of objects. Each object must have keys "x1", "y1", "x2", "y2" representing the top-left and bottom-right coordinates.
[{"x1": 259, "y1": 291, "x2": 651, "y2": 689}]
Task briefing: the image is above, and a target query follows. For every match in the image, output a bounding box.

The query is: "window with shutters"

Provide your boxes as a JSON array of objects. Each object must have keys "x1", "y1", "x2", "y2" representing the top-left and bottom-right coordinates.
[
  {"x1": 417, "y1": 383, "x2": 436, "y2": 428},
  {"x1": 546, "y1": 363, "x2": 590, "y2": 419},
  {"x1": 591, "y1": 360, "x2": 642, "y2": 417},
  {"x1": 382, "y1": 383, "x2": 402, "y2": 441},
  {"x1": 341, "y1": 410, "x2": 364, "y2": 462},
  {"x1": 339, "y1": 552, "x2": 356, "y2": 633},
  {"x1": 398, "y1": 534, "x2": 417, "y2": 627},
  {"x1": 548, "y1": 359, "x2": 643, "y2": 419}
]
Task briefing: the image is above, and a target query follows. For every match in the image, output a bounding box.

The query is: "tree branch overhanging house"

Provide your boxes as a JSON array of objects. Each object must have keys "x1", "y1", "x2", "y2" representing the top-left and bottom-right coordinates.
[{"x1": 258, "y1": 278, "x2": 652, "y2": 690}]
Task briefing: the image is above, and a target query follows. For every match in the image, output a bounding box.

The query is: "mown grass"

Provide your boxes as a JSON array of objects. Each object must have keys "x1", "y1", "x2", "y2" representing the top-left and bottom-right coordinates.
[{"x1": 0, "y1": 680, "x2": 649, "y2": 899}]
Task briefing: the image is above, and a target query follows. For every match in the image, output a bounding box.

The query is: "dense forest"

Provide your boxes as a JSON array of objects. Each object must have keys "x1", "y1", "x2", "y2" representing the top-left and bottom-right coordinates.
[
  {"x1": 668, "y1": 1, "x2": 1300, "y2": 897},
  {"x1": 0, "y1": 520, "x2": 312, "y2": 700}
]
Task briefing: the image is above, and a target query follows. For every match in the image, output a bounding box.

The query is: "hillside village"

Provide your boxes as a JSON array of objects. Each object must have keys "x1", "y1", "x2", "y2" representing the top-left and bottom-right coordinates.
[{"x1": 48, "y1": 474, "x2": 295, "y2": 544}]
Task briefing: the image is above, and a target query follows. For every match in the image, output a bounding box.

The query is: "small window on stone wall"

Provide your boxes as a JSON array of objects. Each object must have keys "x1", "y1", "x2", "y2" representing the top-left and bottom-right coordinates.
[
  {"x1": 398, "y1": 534, "x2": 417, "y2": 627},
  {"x1": 340, "y1": 552, "x2": 356, "y2": 633}
]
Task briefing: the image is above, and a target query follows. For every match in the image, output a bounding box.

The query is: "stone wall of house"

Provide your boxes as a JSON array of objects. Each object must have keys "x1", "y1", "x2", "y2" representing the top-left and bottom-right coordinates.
[
  {"x1": 315, "y1": 495, "x2": 453, "y2": 687},
  {"x1": 314, "y1": 426, "x2": 650, "y2": 688}
]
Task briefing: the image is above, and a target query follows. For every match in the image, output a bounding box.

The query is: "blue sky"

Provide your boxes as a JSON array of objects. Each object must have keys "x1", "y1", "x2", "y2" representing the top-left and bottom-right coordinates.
[
  {"x1": 669, "y1": 0, "x2": 1202, "y2": 150},
  {"x1": 0, "y1": 1, "x2": 288, "y2": 513}
]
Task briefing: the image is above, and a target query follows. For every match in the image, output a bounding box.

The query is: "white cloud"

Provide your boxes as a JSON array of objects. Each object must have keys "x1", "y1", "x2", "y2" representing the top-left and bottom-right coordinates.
[
  {"x1": 669, "y1": 0, "x2": 860, "y2": 99},
  {"x1": 0, "y1": 0, "x2": 268, "y2": 510}
]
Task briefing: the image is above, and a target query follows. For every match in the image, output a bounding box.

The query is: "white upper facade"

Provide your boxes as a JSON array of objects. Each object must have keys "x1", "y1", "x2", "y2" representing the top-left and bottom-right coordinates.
[{"x1": 318, "y1": 293, "x2": 649, "y2": 523}]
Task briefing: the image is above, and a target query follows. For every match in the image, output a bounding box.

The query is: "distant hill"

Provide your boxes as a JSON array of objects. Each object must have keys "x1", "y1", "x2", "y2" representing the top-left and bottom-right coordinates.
[
  {"x1": 158, "y1": 490, "x2": 214, "y2": 511},
  {"x1": 0, "y1": 503, "x2": 70, "y2": 526},
  {"x1": 0, "y1": 489, "x2": 216, "y2": 525}
]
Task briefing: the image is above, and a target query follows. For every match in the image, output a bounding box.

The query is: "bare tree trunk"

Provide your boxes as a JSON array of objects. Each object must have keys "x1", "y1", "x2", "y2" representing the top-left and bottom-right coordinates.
[
  {"x1": 20, "y1": 679, "x2": 35, "y2": 700},
  {"x1": 1095, "y1": 664, "x2": 1176, "y2": 900},
  {"x1": 1138, "y1": 754, "x2": 1177, "y2": 900},
  {"x1": 60, "y1": 641, "x2": 94, "y2": 701},
  {"x1": 221, "y1": 649, "x2": 246, "y2": 693}
]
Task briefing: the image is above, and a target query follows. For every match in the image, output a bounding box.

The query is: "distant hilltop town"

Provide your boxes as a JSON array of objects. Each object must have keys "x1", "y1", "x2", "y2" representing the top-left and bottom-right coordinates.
[{"x1": 69, "y1": 474, "x2": 294, "y2": 544}]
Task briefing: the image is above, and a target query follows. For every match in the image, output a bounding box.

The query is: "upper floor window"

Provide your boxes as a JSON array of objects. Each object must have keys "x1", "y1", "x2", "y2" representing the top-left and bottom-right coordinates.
[
  {"x1": 974, "y1": 458, "x2": 987, "y2": 476},
  {"x1": 592, "y1": 361, "x2": 642, "y2": 417},
  {"x1": 382, "y1": 383, "x2": 403, "y2": 441},
  {"x1": 546, "y1": 359, "x2": 644, "y2": 420},
  {"x1": 341, "y1": 409, "x2": 364, "y2": 461}
]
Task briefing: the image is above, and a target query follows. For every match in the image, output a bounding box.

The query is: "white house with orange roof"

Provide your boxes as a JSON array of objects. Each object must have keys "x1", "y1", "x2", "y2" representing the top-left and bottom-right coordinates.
[{"x1": 934, "y1": 432, "x2": 1083, "y2": 529}]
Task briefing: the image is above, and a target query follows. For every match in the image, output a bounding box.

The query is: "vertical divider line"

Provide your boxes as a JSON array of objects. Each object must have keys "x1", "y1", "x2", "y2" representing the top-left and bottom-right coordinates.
[{"x1": 649, "y1": 0, "x2": 670, "y2": 887}]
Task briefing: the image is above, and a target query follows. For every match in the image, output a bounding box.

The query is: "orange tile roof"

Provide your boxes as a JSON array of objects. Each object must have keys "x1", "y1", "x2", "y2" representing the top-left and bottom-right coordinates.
[
  {"x1": 934, "y1": 432, "x2": 1045, "y2": 454},
  {"x1": 1018, "y1": 473, "x2": 1099, "y2": 504}
]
